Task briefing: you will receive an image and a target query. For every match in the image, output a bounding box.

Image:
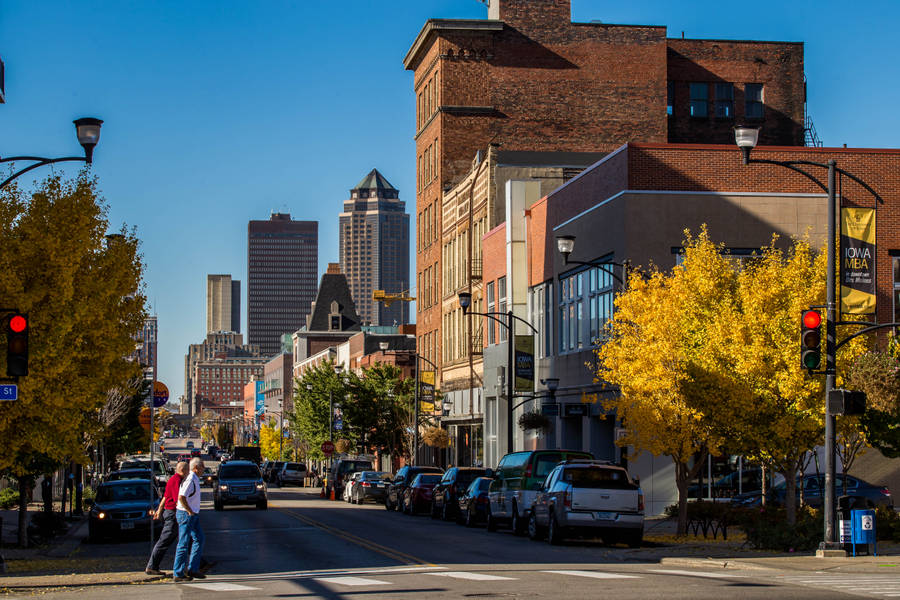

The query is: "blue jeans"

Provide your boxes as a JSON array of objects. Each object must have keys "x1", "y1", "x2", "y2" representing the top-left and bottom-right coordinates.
[{"x1": 173, "y1": 511, "x2": 203, "y2": 576}]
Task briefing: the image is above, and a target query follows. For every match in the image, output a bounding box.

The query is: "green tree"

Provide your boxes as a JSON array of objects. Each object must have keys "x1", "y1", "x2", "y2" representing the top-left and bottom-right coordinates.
[{"x1": 0, "y1": 174, "x2": 146, "y2": 545}]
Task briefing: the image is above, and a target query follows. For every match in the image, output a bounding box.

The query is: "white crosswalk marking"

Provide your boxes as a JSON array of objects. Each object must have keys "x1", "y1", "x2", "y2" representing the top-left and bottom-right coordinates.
[
  {"x1": 426, "y1": 571, "x2": 517, "y2": 581},
  {"x1": 183, "y1": 582, "x2": 260, "y2": 591},
  {"x1": 648, "y1": 569, "x2": 747, "y2": 579},
  {"x1": 315, "y1": 576, "x2": 391, "y2": 586},
  {"x1": 780, "y1": 574, "x2": 900, "y2": 597},
  {"x1": 543, "y1": 570, "x2": 641, "y2": 579}
]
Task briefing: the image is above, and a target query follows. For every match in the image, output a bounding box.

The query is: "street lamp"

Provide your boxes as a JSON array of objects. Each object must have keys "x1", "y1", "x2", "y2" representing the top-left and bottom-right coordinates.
[
  {"x1": 379, "y1": 339, "x2": 437, "y2": 466},
  {"x1": 458, "y1": 290, "x2": 538, "y2": 455},
  {"x1": 1, "y1": 117, "x2": 103, "y2": 189},
  {"x1": 555, "y1": 234, "x2": 635, "y2": 285},
  {"x1": 732, "y1": 124, "x2": 883, "y2": 554}
]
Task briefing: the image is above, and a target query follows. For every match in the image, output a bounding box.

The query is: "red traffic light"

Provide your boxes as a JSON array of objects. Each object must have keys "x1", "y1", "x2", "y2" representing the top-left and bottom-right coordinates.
[
  {"x1": 9, "y1": 315, "x2": 27, "y2": 333},
  {"x1": 802, "y1": 310, "x2": 821, "y2": 329}
]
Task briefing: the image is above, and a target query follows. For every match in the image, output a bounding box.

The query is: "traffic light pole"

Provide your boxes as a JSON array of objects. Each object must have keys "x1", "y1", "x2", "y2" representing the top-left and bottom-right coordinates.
[{"x1": 824, "y1": 160, "x2": 837, "y2": 549}]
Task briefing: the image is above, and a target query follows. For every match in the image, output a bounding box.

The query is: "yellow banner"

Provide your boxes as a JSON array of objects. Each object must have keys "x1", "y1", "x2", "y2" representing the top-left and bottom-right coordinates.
[{"x1": 840, "y1": 207, "x2": 876, "y2": 314}]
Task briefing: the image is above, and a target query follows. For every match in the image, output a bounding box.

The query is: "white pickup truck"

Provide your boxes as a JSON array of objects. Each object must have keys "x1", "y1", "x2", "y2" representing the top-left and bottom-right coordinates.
[{"x1": 528, "y1": 460, "x2": 644, "y2": 546}]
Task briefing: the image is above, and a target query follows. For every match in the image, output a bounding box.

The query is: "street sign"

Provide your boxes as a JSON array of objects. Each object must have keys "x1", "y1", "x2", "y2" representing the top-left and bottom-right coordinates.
[
  {"x1": 321, "y1": 441, "x2": 335, "y2": 456},
  {"x1": 139, "y1": 407, "x2": 152, "y2": 430},
  {"x1": 334, "y1": 419, "x2": 343, "y2": 431},
  {"x1": 563, "y1": 403, "x2": 588, "y2": 417},
  {"x1": 540, "y1": 402, "x2": 560, "y2": 417},
  {"x1": 152, "y1": 381, "x2": 169, "y2": 408},
  {"x1": 0, "y1": 384, "x2": 17, "y2": 401}
]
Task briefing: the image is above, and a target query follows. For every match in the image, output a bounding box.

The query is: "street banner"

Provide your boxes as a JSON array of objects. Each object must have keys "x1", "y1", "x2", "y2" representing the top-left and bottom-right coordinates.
[
  {"x1": 514, "y1": 335, "x2": 534, "y2": 392},
  {"x1": 841, "y1": 207, "x2": 876, "y2": 314},
  {"x1": 419, "y1": 370, "x2": 436, "y2": 413}
]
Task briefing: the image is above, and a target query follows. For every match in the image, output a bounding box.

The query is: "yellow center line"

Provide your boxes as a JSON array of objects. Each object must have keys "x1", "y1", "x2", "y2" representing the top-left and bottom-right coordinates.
[{"x1": 272, "y1": 503, "x2": 436, "y2": 567}]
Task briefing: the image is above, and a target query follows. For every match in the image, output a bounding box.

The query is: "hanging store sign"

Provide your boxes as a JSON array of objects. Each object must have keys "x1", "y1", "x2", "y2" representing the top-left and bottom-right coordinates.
[{"x1": 841, "y1": 207, "x2": 876, "y2": 314}]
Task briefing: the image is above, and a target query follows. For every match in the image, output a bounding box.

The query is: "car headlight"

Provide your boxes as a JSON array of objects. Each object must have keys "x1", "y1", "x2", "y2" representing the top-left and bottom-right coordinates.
[
  {"x1": 97, "y1": 512, "x2": 106, "y2": 519},
  {"x1": 219, "y1": 484, "x2": 228, "y2": 491},
  {"x1": 256, "y1": 482, "x2": 265, "y2": 490}
]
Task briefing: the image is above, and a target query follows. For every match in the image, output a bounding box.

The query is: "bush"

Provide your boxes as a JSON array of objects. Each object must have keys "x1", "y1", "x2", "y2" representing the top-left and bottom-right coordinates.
[
  {"x1": 875, "y1": 505, "x2": 900, "y2": 541},
  {"x1": 0, "y1": 487, "x2": 19, "y2": 510},
  {"x1": 737, "y1": 504, "x2": 821, "y2": 551}
]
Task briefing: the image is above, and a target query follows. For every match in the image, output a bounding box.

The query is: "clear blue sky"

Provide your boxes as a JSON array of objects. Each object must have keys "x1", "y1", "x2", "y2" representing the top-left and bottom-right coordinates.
[{"x1": 3, "y1": 0, "x2": 899, "y2": 402}]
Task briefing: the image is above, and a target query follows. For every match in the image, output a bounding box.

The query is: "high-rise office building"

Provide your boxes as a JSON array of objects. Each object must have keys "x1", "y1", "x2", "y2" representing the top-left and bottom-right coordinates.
[
  {"x1": 339, "y1": 169, "x2": 410, "y2": 326},
  {"x1": 247, "y1": 213, "x2": 318, "y2": 356},
  {"x1": 207, "y1": 274, "x2": 241, "y2": 333}
]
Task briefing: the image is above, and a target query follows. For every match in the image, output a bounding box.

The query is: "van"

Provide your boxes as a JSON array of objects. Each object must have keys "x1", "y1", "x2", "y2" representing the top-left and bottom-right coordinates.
[{"x1": 487, "y1": 449, "x2": 593, "y2": 534}]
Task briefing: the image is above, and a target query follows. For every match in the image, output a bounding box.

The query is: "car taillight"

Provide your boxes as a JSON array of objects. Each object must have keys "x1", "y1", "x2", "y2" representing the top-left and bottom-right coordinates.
[
  {"x1": 638, "y1": 493, "x2": 645, "y2": 512},
  {"x1": 361, "y1": 482, "x2": 371, "y2": 487},
  {"x1": 477, "y1": 495, "x2": 489, "y2": 504},
  {"x1": 883, "y1": 487, "x2": 891, "y2": 496},
  {"x1": 524, "y1": 463, "x2": 532, "y2": 479},
  {"x1": 563, "y1": 489, "x2": 572, "y2": 509}
]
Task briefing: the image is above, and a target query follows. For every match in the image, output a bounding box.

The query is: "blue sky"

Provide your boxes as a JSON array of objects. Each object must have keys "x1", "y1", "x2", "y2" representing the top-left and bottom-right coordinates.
[{"x1": 3, "y1": 0, "x2": 899, "y2": 401}]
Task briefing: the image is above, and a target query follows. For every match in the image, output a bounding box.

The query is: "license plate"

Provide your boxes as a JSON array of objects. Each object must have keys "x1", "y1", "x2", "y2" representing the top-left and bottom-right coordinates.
[
  {"x1": 595, "y1": 512, "x2": 616, "y2": 520},
  {"x1": 120, "y1": 521, "x2": 134, "y2": 530},
  {"x1": 237, "y1": 495, "x2": 246, "y2": 500}
]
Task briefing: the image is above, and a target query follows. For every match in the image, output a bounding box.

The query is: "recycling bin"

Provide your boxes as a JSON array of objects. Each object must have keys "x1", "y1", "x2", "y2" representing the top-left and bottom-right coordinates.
[{"x1": 850, "y1": 508, "x2": 876, "y2": 556}]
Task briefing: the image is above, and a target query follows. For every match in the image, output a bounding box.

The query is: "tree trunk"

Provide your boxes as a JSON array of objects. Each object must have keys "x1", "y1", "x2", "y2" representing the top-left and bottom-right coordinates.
[
  {"x1": 673, "y1": 450, "x2": 708, "y2": 536},
  {"x1": 73, "y1": 463, "x2": 83, "y2": 516},
  {"x1": 16, "y1": 476, "x2": 29, "y2": 548},
  {"x1": 783, "y1": 470, "x2": 798, "y2": 525}
]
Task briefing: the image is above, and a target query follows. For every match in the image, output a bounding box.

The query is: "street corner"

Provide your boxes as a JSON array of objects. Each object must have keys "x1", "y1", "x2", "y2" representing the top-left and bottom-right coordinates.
[{"x1": 0, "y1": 558, "x2": 166, "y2": 597}]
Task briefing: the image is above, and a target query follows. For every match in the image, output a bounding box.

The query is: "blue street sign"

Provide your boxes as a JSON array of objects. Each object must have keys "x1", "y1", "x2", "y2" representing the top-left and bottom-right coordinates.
[
  {"x1": 334, "y1": 419, "x2": 343, "y2": 431},
  {"x1": 0, "y1": 384, "x2": 17, "y2": 401}
]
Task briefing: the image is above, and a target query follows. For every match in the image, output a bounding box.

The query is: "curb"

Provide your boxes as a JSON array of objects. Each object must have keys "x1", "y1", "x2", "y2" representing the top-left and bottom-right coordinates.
[{"x1": 659, "y1": 557, "x2": 779, "y2": 572}]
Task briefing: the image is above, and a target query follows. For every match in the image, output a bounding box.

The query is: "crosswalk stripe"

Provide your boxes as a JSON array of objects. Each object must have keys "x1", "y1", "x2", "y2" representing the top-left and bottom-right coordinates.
[
  {"x1": 543, "y1": 570, "x2": 641, "y2": 579},
  {"x1": 648, "y1": 569, "x2": 747, "y2": 579},
  {"x1": 183, "y1": 583, "x2": 260, "y2": 591},
  {"x1": 315, "y1": 576, "x2": 391, "y2": 586},
  {"x1": 426, "y1": 571, "x2": 516, "y2": 581}
]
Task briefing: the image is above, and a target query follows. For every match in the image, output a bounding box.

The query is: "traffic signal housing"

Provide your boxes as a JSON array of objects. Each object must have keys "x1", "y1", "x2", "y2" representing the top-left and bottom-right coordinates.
[
  {"x1": 7, "y1": 313, "x2": 28, "y2": 377},
  {"x1": 800, "y1": 309, "x2": 822, "y2": 371}
]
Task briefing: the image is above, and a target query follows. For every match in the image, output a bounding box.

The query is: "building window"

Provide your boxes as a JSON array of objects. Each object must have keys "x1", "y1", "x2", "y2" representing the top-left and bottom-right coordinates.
[
  {"x1": 745, "y1": 83, "x2": 764, "y2": 119},
  {"x1": 589, "y1": 264, "x2": 615, "y2": 345},
  {"x1": 689, "y1": 83, "x2": 708, "y2": 118},
  {"x1": 559, "y1": 271, "x2": 585, "y2": 352},
  {"x1": 667, "y1": 81, "x2": 674, "y2": 116},
  {"x1": 715, "y1": 83, "x2": 734, "y2": 118},
  {"x1": 486, "y1": 281, "x2": 496, "y2": 345},
  {"x1": 497, "y1": 277, "x2": 507, "y2": 342},
  {"x1": 530, "y1": 282, "x2": 552, "y2": 359}
]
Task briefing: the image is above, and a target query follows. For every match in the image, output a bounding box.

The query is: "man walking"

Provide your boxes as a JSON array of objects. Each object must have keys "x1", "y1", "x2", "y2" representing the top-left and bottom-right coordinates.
[
  {"x1": 145, "y1": 461, "x2": 187, "y2": 576},
  {"x1": 173, "y1": 457, "x2": 205, "y2": 582}
]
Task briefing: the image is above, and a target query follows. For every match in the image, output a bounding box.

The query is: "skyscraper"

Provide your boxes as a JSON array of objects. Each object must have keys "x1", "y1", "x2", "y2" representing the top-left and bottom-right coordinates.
[
  {"x1": 247, "y1": 213, "x2": 318, "y2": 356},
  {"x1": 339, "y1": 169, "x2": 409, "y2": 326},
  {"x1": 207, "y1": 274, "x2": 240, "y2": 333}
]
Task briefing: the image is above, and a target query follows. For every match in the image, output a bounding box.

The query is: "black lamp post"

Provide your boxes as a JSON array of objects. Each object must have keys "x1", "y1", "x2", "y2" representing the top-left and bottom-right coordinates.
[
  {"x1": 732, "y1": 124, "x2": 883, "y2": 553},
  {"x1": 458, "y1": 290, "x2": 538, "y2": 456},
  {"x1": 555, "y1": 234, "x2": 638, "y2": 285},
  {"x1": 1, "y1": 118, "x2": 103, "y2": 189}
]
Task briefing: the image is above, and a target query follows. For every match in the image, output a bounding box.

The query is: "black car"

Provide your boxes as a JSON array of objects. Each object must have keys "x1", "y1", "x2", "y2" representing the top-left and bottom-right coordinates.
[
  {"x1": 350, "y1": 471, "x2": 392, "y2": 504},
  {"x1": 88, "y1": 480, "x2": 160, "y2": 542},
  {"x1": 201, "y1": 467, "x2": 216, "y2": 487},
  {"x1": 214, "y1": 460, "x2": 267, "y2": 510},
  {"x1": 431, "y1": 467, "x2": 491, "y2": 521},
  {"x1": 457, "y1": 477, "x2": 493, "y2": 527},
  {"x1": 731, "y1": 474, "x2": 892, "y2": 509},
  {"x1": 328, "y1": 458, "x2": 374, "y2": 499},
  {"x1": 385, "y1": 465, "x2": 443, "y2": 511}
]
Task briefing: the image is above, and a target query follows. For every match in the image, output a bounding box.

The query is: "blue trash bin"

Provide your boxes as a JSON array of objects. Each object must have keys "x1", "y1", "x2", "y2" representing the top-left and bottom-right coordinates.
[{"x1": 850, "y1": 508, "x2": 876, "y2": 556}]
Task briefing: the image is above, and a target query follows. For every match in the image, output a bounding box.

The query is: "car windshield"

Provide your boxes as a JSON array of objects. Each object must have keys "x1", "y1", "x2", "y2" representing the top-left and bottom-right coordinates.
[
  {"x1": 472, "y1": 478, "x2": 491, "y2": 492},
  {"x1": 339, "y1": 461, "x2": 373, "y2": 473},
  {"x1": 562, "y1": 467, "x2": 635, "y2": 489},
  {"x1": 96, "y1": 484, "x2": 153, "y2": 502},
  {"x1": 414, "y1": 474, "x2": 442, "y2": 486},
  {"x1": 111, "y1": 471, "x2": 151, "y2": 480},
  {"x1": 535, "y1": 454, "x2": 563, "y2": 479},
  {"x1": 219, "y1": 465, "x2": 260, "y2": 479},
  {"x1": 363, "y1": 472, "x2": 391, "y2": 481},
  {"x1": 285, "y1": 463, "x2": 304, "y2": 470}
]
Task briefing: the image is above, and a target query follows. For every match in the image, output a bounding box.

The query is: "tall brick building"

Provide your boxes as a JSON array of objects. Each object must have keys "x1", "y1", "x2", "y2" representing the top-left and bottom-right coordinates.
[{"x1": 404, "y1": 0, "x2": 806, "y2": 393}]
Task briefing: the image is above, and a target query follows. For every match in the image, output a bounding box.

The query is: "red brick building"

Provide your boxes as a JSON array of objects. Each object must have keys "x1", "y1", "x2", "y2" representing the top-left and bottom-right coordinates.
[{"x1": 405, "y1": 0, "x2": 807, "y2": 401}]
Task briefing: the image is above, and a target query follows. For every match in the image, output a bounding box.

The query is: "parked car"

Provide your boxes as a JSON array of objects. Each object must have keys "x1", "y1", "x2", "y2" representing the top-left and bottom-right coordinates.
[
  {"x1": 213, "y1": 460, "x2": 267, "y2": 510},
  {"x1": 343, "y1": 472, "x2": 363, "y2": 502},
  {"x1": 88, "y1": 480, "x2": 160, "y2": 542},
  {"x1": 457, "y1": 477, "x2": 493, "y2": 527},
  {"x1": 261, "y1": 461, "x2": 274, "y2": 482},
  {"x1": 402, "y1": 474, "x2": 443, "y2": 515},
  {"x1": 688, "y1": 468, "x2": 775, "y2": 499},
  {"x1": 488, "y1": 449, "x2": 593, "y2": 534},
  {"x1": 351, "y1": 471, "x2": 392, "y2": 504},
  {"x1": 201, "y1": 466, "x2": 216, "y2": 487},
  {"x1": 277, "y1": 462, "x2": 308, "y2": 487},
  {"x1": 328, "y1": 458, "x2": 374, "y2": 499},
  {"x1": 268, "y1": 461, "x2": 285, "y2": 485},
  {"x1": 529, "y1": 460, "x2": 644, "y2": 546},
  {"x1": 385, "y1": 465, "x2": 444, "y2": 511},
  {"x1": 431, "y1": 467, "x2": 491, "y2": 521},
  {"x1": 731, "y1": 474, "x2": 892, "y2": 509}
]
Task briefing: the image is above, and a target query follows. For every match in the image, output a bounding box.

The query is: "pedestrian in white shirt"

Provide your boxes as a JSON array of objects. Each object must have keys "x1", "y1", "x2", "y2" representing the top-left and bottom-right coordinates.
[{"x1": 173, "y1": 457, "x2": 205, "y2": 582}]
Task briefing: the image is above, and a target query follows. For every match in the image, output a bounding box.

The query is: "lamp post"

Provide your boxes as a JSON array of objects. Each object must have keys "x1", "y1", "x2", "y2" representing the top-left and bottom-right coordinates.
[
  {"x1": 555, "y1": 235, "x2": 643, "y2": 286},
  {"x1": 458, "y1": 291, "x2": 538, "y2": 456},
  {"x1": 1, "y1": 118, "x2": 103, "y2": 189},
  {"x1": 732, "y1": 124, "x2": 883, "y2": 552}
]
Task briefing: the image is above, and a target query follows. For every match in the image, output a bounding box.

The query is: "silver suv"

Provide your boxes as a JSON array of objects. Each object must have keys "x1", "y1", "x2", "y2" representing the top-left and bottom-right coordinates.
[
  {"x1": 213, "y1": 460, "x2": 267, "y2": 510},
  {"x1": 529, "y1": 460, "x2": 643, "y2": 546}
]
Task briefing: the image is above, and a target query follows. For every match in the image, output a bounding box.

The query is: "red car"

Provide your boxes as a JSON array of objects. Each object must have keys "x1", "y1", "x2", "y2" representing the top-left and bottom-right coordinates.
[{"x1": 402, "y1": 474, "x2": 442, "y2": 515}]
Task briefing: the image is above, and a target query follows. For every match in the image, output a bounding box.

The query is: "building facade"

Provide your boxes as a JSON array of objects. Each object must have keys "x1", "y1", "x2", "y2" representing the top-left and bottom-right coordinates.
[
  {"x1": 340, "y1": 169, "x2": 410, "y2": 327},
  {"x1": 248, "y1": 213, "x2": 318, "y2": 356},
  {"x1": 207, "y1": 274, "x2": 241, "y2": 334},
  {"x1": 193, "y1": 356, "x2": 266, "y2": 419},
  {"x1": 404, "y1": 0, "x2": 807, "y2": 432},
  {"x1": 184, "y1": 331, "x2": 260, "y2": 417}
]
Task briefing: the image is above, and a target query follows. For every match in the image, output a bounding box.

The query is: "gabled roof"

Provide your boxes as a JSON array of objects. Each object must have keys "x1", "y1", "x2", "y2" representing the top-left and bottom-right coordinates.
[
  {"x1": 353, "y1": 168, "x2": 397, "y2": 193},
  {"x1": 306, "y1": 266, "x2": 361, "y2": 333}
]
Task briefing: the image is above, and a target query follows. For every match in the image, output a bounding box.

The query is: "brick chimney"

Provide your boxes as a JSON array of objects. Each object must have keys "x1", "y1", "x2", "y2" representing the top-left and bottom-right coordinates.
[
  {"x1": 326, "y1": 262, "x2": 342, "y2": 275},
  {"x1": 487, "y1": 0, "x2": 571, "y2": 28}
]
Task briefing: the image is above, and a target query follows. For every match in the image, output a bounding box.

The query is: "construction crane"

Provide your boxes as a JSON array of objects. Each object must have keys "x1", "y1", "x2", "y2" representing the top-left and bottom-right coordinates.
[{"x1": 373, "y1": 289, "x2": 416, "y2": 307}]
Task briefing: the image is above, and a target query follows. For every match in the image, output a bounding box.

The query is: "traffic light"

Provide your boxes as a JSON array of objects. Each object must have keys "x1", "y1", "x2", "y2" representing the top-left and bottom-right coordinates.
[
  {"x1": 800, "y1": 309, "x2": 822, "y2": 371},
  {"x1": 6, "y1": 313, "x2": 28, "y2": 377}
]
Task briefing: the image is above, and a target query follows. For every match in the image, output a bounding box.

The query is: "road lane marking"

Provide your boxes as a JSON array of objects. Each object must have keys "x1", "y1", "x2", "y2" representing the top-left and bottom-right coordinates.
[
  {"x1": 648, "y1": 569, "x2": 747, "y2": 579},
  {"x1": 212, "y1": 565, "x2": 446, "y2": 582},
  {"x1": 543, "y1": 570, "x2": 641, "y2": 579},
  {"x1": 183, "y1": 583, "x2": 260, "y2": 591},
  {"x1": 426, "y1": 571, "x2": 516, "y2": 581},
  {"x1": 316, "y1": 576, "x2": 391, "y2": 586}
]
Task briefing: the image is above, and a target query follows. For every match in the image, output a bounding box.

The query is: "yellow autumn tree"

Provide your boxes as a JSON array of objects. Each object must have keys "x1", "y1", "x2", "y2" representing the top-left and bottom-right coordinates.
[
  {"x1": 260, "y1": 417, "x2": 288, "y2": 461},
  {"x1": 0, "y1": 174, "x2": 146, "y2": 544},
  {"x1": 596, "y1": 228, "x2": 744, "y2": 535}
]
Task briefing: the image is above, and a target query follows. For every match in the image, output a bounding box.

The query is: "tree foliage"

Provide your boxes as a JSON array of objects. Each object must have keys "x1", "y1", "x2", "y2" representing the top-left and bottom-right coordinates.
[{"x1": 259, "y1": 417, "x2": 289, "y2": 461}]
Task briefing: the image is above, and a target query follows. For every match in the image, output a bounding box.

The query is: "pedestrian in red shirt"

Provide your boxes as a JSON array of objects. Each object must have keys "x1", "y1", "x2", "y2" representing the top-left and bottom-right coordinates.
[{"x1": 146, "y1": 461, "x2": 187, "y2": 575}]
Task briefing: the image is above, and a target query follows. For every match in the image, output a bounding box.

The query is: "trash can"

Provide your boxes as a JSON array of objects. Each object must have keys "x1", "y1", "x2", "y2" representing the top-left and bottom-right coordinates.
[{"x1": 850, "y1": 508, "x2": 877, "y2": 556}]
